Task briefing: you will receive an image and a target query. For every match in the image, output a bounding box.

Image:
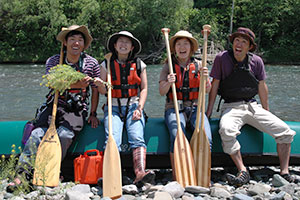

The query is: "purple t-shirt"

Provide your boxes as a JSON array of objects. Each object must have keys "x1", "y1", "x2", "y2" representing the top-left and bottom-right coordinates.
[
  {"x1": 45, "y1": 53, "x2": 100, "y2": 88},
  {"x1": 210, "y1": 50, "x2": 266, "y2": 81}
]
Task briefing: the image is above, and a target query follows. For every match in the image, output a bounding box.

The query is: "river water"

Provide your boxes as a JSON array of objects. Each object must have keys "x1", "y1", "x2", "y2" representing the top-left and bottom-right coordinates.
[{"x1": 0, "y1": 64, "x2": 299, "y2": 121}]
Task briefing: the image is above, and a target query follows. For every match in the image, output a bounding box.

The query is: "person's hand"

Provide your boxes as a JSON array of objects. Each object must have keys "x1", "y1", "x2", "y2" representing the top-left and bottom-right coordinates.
[
  {"x1": 132, "y1": 107, "x2": 142, "y2": 120},
  {"x1": 88, "y1": 115, "x2": 100, "y2": 128},
  {"x1": 93, "y1": 77, "x2": 104, "y2": 87},
  {"x1": 202, "y1": 66, "x2": 209, "y2": 77},
  {"x1": 206, "y1": 107, "x2": 212, "y2": 119},
  {"x1": 167, "y1": 73, "x2": 176, "y2": 83},
  {"x1": 71, "y1": 76, "x2": 92, "y2": 89}
]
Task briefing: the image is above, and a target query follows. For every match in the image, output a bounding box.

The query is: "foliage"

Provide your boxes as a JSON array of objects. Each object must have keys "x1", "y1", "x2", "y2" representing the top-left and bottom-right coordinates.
[
  {"x1": 0, "y1": 0, "x2": 300, "y2": 64},
  {"x1": 40, "y1": 64, "x2": 86, "y2": 94},
  {"x1": 0, "y1": 145, "x2": 33, "y2": 194}
]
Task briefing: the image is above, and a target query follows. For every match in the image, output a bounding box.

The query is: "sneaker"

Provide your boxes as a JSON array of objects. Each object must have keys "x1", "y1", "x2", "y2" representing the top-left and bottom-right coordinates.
[
  {"x1": 226, "y1": 170, "x2": 250, "y2": 187},
  {"x1": 281, "y1": 173, "x2": 299, "y2": 184}
]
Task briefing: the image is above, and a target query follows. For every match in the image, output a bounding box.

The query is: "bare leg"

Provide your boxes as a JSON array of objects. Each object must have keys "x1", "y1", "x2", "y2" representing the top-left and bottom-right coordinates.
[
  {"x1": 226, "y1": 150, "x2": 250, "y2": 186},
  {"x1": 277, "y1": 143, "x2": 291, "y2": 175},
  {"x1": 230, "y1": 150, "x2": 247, "y2": 172}
]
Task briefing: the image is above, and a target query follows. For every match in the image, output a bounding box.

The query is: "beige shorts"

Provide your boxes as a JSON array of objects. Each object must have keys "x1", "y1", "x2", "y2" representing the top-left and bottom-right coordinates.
[{"x1": 219, "y1": 101, "x2": 295, "y2": 155}]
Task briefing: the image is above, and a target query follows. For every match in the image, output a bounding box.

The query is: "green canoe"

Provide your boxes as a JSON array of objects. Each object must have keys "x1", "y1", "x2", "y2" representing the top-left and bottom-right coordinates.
[{"x1": 1, "y1": 118, "x2": 299, "y2": 168}]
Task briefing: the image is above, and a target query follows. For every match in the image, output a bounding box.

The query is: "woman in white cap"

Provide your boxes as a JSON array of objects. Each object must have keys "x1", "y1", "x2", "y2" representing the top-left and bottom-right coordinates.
[
  {"x1": 95, "y1": 31, "x2": 155, "y2": 186},
  {"x1": 159, "y1": 30, "x2": 212, "y2": 179}
]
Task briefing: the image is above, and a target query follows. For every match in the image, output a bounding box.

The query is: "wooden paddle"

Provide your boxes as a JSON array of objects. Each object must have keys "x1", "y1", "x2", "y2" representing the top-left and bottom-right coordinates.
[
  {"x1": 161, "y1": 28, "x2": 197, "y2": 187},
  {"x1": 33, "y1": 43, "x2": 64, "y2": 187},
  {"x1": 102, "y1": 53, "x2": 122, "y2": 199},
  {"x1": 190, "y1": 24, "x2": 211, "y2": 187}
]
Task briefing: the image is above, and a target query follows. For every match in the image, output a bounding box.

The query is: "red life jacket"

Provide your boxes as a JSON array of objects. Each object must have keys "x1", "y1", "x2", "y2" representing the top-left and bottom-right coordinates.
[
  {"x1": 167, "y1": 60, "x2": 200, "y2": 101},
  {"x1": 111, "y1": 59, "x2": 141, "y2": 98}
]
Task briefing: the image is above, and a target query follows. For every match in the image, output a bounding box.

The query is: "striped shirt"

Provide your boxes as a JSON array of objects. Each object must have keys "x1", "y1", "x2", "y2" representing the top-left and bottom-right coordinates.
[{"x1": 45, "y1": 53, "x2": 100, "y2": 88}]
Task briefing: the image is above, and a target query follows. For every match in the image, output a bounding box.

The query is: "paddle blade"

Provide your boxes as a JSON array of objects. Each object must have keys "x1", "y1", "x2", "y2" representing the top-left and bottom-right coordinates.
[
  {"x1": 103, "y1": 134, "x2": 122, "y2": 199},
  {"x1": 173, "y1": 128, "x2": 197, "y2": 187},
  {"x1": 33, "y1": 127, "x2": 62, "y2": 187},
  {"x1": 191, "y1": 127, "x2": 211, "y2": 187}
]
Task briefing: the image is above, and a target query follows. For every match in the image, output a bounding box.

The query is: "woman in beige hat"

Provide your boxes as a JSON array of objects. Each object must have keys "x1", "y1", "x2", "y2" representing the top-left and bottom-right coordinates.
[
  {"x1": 94, "y1": 31, "x2": 155, "y2": 186},
  {"x1": 159, "y1": 30, "x2": 212, "y2": 179}
]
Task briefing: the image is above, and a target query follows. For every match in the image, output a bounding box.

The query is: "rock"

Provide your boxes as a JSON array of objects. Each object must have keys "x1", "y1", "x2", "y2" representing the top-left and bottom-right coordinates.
[
  {"x1": 145, "y1": 185, "x2": 164, "y2": 194},
  {"x1": 1, "y1": 166, "x2": 300, "y2": 200},
  {"x1": 162, "y1": 181, "x2": 184, "y2": 198},
  {"x1": 121, "y1": 194, "x2": 135, "y2": 200},
  {"x1": 269, "y1": 191, "x2": 286, "y2": 200},
  {"x1": 122, "y1": 184, "x2": 138, "y2": 195},
  {"x1": 248, "y1": 183, "x2": 271, "y2": 195},
  {"x1": 193, "y1": 196, "x2": 204, "y2": 200},
  {"x1": 91, "y1": 196, "x2": 101, "y2": 200},
  {"x1": 65, "y1": 190, "x2": 90, "y2": 200},
  {"x1": 210, "y1": 186, "x2": 231, "y2": 198},
  {"x1": 233, "y1": 193, "x2": 254, "y2": 200},
  {"x1": 272, "y1": 174, "x2": 290, "y2": 187},
  {"x1": 182, "y1": 194, "x2": 195, "y2": 200},
  {"x1": 279, "y1": 184, "x2": 295, "y2": 195},
  {"x1": 153, "y1": 191, "x2": 173, "y2": 200},
  {"x1": 185, "y1": 186, "x2": 210, "y2": 194},
  {"x1": 71, "y1": 184, "x2": 91, "y2": 193},
  {"x1": 24, "y1": 190, "x2": 39, "y2": 199}
]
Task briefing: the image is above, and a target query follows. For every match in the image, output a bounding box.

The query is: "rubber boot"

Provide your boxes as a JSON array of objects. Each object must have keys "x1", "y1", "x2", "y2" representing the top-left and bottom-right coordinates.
[
  {"x1": 170, "y1": 152, "x2": 176, "y2": 181},
  {"x1": 132, "y1": 147, "x2": 155, "y2": 185}
]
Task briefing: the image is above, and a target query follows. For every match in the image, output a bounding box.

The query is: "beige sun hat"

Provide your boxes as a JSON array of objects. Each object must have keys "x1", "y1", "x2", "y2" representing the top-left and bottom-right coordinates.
[
  {"x1": 107, "y1": 31, "x2": 142, "y2": 55},
  {"x1": 56, "y1": 25, "x2": 93, "y2": 50},
  {"x1": 169, "y1": 30, "x2": 199, "y2": 54}
]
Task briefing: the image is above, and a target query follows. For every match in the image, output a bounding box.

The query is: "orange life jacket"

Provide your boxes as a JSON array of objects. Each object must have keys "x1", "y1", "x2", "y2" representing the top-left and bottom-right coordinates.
[
  {"x1": 111, "y1": 59, "x2": 141, "y2": 98},
  {"x1": 167, "y1": 60, "x2": 200, "y2": 101}
]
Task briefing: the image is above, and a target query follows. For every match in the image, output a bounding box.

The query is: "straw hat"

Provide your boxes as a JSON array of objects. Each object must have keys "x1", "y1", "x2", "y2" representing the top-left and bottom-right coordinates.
[
  {"x1": 229, "y1": 27, "x2": 257, "y2": 52},
  {"x1": 169, "y1": 30, "x2": 199, "y2": 54},
  {"x1": 107, "y1": 31, "x2": 142, "y2": 55},
  {"x1": 56, "y1": 25, "x2": 93, "y2": 50}
]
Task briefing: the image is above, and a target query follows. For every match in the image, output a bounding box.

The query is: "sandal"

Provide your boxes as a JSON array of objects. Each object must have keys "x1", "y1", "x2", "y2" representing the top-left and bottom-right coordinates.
[
  {"x1": 281, "y1": 173, "x2": 299, "y2": 183},
  {"x1": 226, "y1": 170, "x2": 250, "y2": 187}
]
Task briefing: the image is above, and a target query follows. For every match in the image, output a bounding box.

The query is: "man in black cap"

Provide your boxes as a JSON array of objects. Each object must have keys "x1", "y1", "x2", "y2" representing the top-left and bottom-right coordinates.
[{"x1": 206, "y1": 27, "x2": 297, "y2": 186}]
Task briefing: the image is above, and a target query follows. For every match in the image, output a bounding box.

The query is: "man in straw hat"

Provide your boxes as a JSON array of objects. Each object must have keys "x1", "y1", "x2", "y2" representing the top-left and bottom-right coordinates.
[
  {"x1": 94, "y1": 31, "x2": 155, "y2": 186},
  {"x1": 159, "y1": 30, "x2": 212, "y2": 179},
  {"x1": 7, "y1": 25, "x2": 101, "y2": 191},
  {"x1": 206, "y1": 27, "x2": 297, "y2": 186}
]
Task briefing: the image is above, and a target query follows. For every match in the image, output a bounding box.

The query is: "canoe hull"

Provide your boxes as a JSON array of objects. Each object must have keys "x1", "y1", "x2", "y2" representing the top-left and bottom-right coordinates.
[{"x1": 1, "y1": 118, "x2": 300, "y2": 167}]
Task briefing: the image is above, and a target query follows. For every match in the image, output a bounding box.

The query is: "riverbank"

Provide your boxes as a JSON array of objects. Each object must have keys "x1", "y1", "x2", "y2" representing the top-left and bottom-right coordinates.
[{"x1": 2, "y1": 166, "x2": 300, "y2": 199}]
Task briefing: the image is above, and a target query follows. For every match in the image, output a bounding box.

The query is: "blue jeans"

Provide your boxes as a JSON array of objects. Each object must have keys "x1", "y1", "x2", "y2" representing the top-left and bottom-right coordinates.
[
  {"x1": 103, "y1": 103, "x2": 146, "y2": 151},
  {"x1": 165, "y1": 106, "x2": 212, "y2": 152},
  {"x1": 18, "y1": 126, "x2": 74, "y2": 173}
]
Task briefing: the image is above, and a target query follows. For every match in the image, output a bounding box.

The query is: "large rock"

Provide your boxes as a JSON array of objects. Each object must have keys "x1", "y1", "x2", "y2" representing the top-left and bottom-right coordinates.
[
  {"x1": 162, "y1": 181, "x2": 184, "y2": 198},
  {"x1": 272, "y1": 174, "x2": 289, "y2": 187}
]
